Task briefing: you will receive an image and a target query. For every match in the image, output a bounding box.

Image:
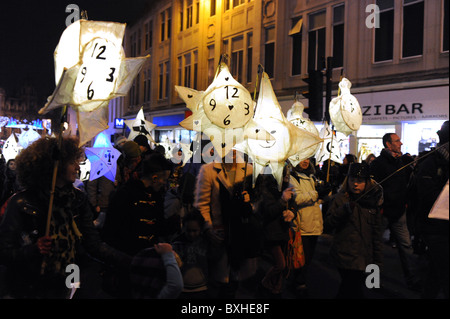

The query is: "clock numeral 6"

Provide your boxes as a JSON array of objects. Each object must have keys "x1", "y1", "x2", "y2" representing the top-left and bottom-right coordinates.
[
  {"x1": 87, "y1": 82, "x2": 94, "y2": 100},
  {"x1": 223, "y1": 115, "x2": 230, "y2": 126}
]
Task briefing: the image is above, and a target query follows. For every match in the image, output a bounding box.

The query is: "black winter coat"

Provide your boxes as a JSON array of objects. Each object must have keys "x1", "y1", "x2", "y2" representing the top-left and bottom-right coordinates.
[
  {"x1": 0, "y1": 186, "x2": 131, "y2": 298},
  {"x1": 323, "y1": 180, "x2": 384, "y2": 271},
  {"x1": 255, "y1": 174, "x2": 297, "y2": 244},
  {"x1": 369, "y1": 149, "x2": 412, "y2": 222},
  {"x1": 102, "y1": 179, "x2": 169, "y2": 256}
]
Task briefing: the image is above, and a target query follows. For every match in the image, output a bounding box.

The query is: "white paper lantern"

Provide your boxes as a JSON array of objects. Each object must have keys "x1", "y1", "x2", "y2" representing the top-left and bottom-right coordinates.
[
  {"x1": 125, "y1": 107, "x2": 157, "y2": 144},
  {"x1": 315, "y1": 121, "x2": 344, "y2": 164},
  {"x1": 329, "y1": 78, "x2": 362, "y2": 136},
  {"x1": 39, "y1": 19, "x2": 149, "y2": 146},
  {"x1": 2, "y1": 133, "x2": 22, "y2": 163},
  {"x1": 176, "y1": 62, "x2": 273, "y2": 158},
  {"x1": 235, "y1": 72, "x2": 322, "y2": 189},
  {"x1": 287, "y1": 101, "x2": 321, "y2": 166}
]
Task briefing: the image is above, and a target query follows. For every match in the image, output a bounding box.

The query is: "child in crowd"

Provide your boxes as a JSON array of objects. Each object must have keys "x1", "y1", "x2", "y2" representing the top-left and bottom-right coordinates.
[
  {"x1": 171, "y1": 210, "x2": 211, "y2": 299},
  {"x1": 323, "y1": 162, "x2": 384, "y2": 299}
]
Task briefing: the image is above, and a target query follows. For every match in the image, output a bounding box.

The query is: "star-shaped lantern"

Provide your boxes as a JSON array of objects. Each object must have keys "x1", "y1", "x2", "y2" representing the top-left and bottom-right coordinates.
[
  {"x1": 85, "y1": 132, "x2": 121, "y2": 182},
  {"x1": 176, "y1": 62, "x2": 273, "y2": 158},
  {"x1": 125, "y1": 107, "x2": 157, "y2": 144},
  {"x1": 315, "y1": 121, "x2": 344, "y2": 164},
  {"x1": 286, "y1": 101, "x2": 322, "y2": 167},
  {"x1": 234, "y1": 72, "x2": 323, "y2": 190},
  {"x1": 38, "y1": 19, "x2": 149, "y2": 146},
  {"x1": 329, "y1": 77, "x2": 362, "y2": 136}
]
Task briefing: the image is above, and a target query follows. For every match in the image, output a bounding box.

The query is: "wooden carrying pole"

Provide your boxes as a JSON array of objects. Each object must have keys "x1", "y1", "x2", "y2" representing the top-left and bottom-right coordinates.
[{"x1": 41, "y1": 105, "x2": 67, "y2": 274}]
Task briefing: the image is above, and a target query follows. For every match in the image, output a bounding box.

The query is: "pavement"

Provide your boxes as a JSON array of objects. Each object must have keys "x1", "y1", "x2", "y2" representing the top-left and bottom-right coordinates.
[
  {"x1": 235, "y1": 233, "x2": 432, "y2": 300},
  {"x1": 68, "y1": 230, "x2": 443, "y2": 300}
]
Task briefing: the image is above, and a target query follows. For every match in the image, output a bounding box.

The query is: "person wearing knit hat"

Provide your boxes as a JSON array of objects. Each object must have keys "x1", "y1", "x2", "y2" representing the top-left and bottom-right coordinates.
[
  {"x1": 116, "y1": 141, "x2": 142, "y2": 186},
  {"x1": 114, "y1": 135, "x2": 128, "y2": 151},
  {"x1": 122, "y1": 141, "x2": 141, "y2": 159},
  {"x1": 134, "y1": 134, "x2": 154, "y2": 160}
]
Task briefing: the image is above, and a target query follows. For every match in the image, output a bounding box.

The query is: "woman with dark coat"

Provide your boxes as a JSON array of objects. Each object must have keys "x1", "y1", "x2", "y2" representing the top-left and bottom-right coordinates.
[
  {"x1": 254, "y1": 167, "x2": 296, "y2": 296},
  {"x1": 324, "y1": 162, "x2": 384, "y2": 299},
  {"x1": 0, "y1": 136, "x2": 131, "y2": 298}
]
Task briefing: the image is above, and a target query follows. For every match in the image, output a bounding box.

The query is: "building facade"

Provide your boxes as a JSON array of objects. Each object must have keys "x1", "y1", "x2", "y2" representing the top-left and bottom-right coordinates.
[{"x1": 105, "y1": 0, "x2": 449, "y2": 160}]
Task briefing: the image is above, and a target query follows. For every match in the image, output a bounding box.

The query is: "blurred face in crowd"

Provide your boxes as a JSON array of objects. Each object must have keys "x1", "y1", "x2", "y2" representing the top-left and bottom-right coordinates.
[
  {"x1": 387, "y1": 134, "x2": 403, "y2": 155},
  {"x1": 299, "y1": 159, "x2": 310, "y2": 170},
  {"x1": 184, "y1": 220, "x2": 202, "y2": 242},
  {"x1": 151, "y1": 170, "x2": 170, "y2": 192},
  {"x1": 8, "y1": 160, "x2": 16, "y2": 171},
  {"x1": 348, "y1": 176, "x2": 366, "y2": 194}
]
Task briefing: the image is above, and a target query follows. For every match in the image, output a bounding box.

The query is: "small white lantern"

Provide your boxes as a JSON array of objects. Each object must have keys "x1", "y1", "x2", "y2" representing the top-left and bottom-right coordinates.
[
  {"x1": 329, "y1": 78, "x2": 362, "y2": 136},
  {"x1": 125, "y1": 107, "x2": 157, "y2": 144},
  {"x1": 287, "y1": 101, "x2": 321, "y2": 166}
]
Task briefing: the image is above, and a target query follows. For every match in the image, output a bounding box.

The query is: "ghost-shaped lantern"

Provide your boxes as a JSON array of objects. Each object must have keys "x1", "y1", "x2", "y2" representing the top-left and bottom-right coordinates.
[
  {"x1": 314, "y1": 121, "x2": 344, "y2": 164},
  {"x1": 125, "y1": 107, "x2": 157, "y2": 144},
  {"x1": 2, "y1": 133, "x2": 22, "y2": 163},
  {"x1": 234, "y1": 72, "x2": 322, "y2": 190},
  {"x1": 329, "y1": 77, "x2": 362, "y2": 136},
  {"x1": 286, "y1": 101, "x2": 322, "y2": 167},
  {"x1": 176, "y1": 62, "x2": 273, "y2": 158},
  {"x1": 38, "y1": 19, "x2": 149, "y2": 146}
]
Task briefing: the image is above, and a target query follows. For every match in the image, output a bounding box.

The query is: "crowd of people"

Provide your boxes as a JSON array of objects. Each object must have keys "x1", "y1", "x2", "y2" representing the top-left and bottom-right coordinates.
[{"x1": 0, "y1": 120, "x2": 447, "y2": 299}]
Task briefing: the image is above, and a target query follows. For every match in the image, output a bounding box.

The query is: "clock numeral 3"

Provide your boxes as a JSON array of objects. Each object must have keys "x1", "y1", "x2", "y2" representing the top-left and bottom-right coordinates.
[
  {"x1": 106, "y1": 68, "x2": 116, "y2": 82},
  {"x1": 244, "y1": 103, "x2": 250, "y2": 115}
]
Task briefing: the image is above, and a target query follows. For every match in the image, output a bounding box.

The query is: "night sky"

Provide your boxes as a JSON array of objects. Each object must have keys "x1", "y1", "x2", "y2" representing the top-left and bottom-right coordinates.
[{"x1": 0, "y1": 0, "x2": 149, "y2": 103}]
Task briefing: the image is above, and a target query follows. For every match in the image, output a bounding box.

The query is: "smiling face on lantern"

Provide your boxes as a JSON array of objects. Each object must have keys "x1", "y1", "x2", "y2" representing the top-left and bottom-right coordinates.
[{"x1": 247, "y1": 118, "x2": 290, "y2": 162}]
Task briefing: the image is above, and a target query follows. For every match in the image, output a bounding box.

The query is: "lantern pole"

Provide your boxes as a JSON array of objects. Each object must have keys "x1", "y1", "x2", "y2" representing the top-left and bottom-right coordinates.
[
  {"x1": 242, "y1": 64, "x2": 264, "y2": 192},
  {"x1": 41, "y1": 105, "x2": 68, "y2": 274}
]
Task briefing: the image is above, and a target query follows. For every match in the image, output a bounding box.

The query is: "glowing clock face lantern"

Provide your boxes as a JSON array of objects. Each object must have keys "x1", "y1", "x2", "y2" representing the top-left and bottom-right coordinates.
[
  {"x1": 202, "y1": 63, "x2": 254, "y2": 129},
  {"x1": 329, "y1": 78, "x2": 362, "y2": 136},
  {"x1": 72, "y1": 37, "x2": 123, "y2": 111},
  {"x1": 39, "y1": 19, "x2": 149, "y2": 146},
  {"x1": 176, "y1": 62, "x2": 273, "y2": 159}
]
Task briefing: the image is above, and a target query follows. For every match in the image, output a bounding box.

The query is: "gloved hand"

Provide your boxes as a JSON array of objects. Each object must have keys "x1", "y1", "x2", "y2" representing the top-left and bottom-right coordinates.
[
  {"x1": 36, "y1": 236, "x2": 52, "y2": 255},
  {"x1": 317, "y1": 181, "x2": 332, "y2": 199}
]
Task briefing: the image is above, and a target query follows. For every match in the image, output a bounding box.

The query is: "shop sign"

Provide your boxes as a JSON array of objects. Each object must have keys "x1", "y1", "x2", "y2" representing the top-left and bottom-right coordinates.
[{"x1": 355, "y1": 86, "x2": 448, "y2": 123}]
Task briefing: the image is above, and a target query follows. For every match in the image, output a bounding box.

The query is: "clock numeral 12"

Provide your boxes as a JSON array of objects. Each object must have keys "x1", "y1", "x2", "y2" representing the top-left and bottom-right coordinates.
[
  {"x1": 224, "y1": 86, "x2": 239, "y2": 99},
  {"x1": 91, "y1": 43, "x2": 107, "y2": 60}
]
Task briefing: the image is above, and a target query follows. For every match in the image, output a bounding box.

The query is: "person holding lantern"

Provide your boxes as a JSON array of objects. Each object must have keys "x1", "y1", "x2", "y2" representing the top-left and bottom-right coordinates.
[{"x1": 0, "y1": 136, "x2": 131, "y2": 298}]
